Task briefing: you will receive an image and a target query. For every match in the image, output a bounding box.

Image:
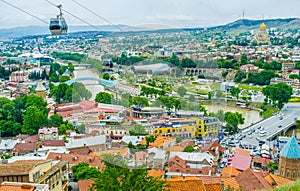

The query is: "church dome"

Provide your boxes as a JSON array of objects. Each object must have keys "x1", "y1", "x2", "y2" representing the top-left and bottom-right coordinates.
[{"x1": 260, "y1": 22, "x2": 266, "y2": 31}]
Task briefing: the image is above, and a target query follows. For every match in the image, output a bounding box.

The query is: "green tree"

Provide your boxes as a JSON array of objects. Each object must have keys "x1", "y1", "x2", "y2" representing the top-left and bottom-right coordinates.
[
  {"x1": 129, "y1": 124, "x2": 148, "y2": 136},
  {"x1": 95, "y1": 92, "x2": 113, "y2": 104},
  {"x1": 268, "y1": 161, "x2": 278, "y2": 174},
  {"x1": 103, "y1": 72, "x2": 110, "y2": 80},
  {"x1": 183, "y1": 146, "x2": 195, "y2": 152},
  {"x1": 169, "y1": 54, "x2": 180, "y2": 67},
  {"x1": 221, "y1": 69, "x2": 228, "y2": 78},
  {"x1": 59, "y1": 76, "x2": 70, "y2": 83},
  {"x1": 76, "y1": 124, "x2": 86, "y2": 134},
  {"x1": 289, "y1": 74, "x2": 299, "y2": 80},
  {"x1": 72, "y1": 162, "x2": 100, "y2": 181},
  {"x1": 132, "y1": 96, "x2": 149, "y2": 106},
  {"x1": 225, "y1": 111, "x2": 245, "y2": 133},
  {"x1": 240, "y1": 53, "x2": 248, "y2": 65},
  {"x1": 58, "y1": 66, "x2": 67, "y2": 75},
  {"x1": 50, "y1": 72, "x2": 59, "y2": 82},
  {"x1": 48, "y1": 114, "x2": 63, "y2": 127},
  {"x1": 72, "y1": 82, "x2": 92, "y2": 102},
  {"x1": 22, "y1": 106, "x2": 48, "y2": 135},
  {"x1": 58, "y1": 124, "x2": 67, "y2": 135},
  {"x1": 208, "y1": 91, "x2": 213, "y2": 100},
  {"x1": 234, "y1": 70, "x2": 246, "y2": 83},
  {"x1": 173, "y1": 134, "x2": 183, "y2": 143},
  {"x1": 209, "y1": 109, "x2": 225, "y2": 122},
  {"x1": 91, "y1": 154, "x2": 167, "y2": 191},
  {"x1": 177, "y1": 86, "x2": 187, "y2": 97},
  {"x1": 1, "y1": 154, "x2": 12, "y2": 159},
  {"x1": 68, "y1": 62, "x2": 74, "y2": 72},
  {"x1": 83, "y1": 58, "x2": 102, "y2": 72},
  {"x1": 216, "y1": 90, "x2": 223, "y2": 99},
  {"x1": 262, "y1": 83, "x2": 293, "y2": 109},
  {"x1": 230, "y1": 87, "x2": 241, "y2": 100},
  {"x1": 188, "y1": 94, "x2": 196, "y2": 102}
]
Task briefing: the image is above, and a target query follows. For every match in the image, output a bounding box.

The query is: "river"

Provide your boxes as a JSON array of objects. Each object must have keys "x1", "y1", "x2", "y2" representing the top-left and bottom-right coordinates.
[
  {"x1": 203, "y1": 104, "x2": 263, "y2": 129},
  {"x1": 73, "y1": 67, "x2": 104, "y2": 100}
]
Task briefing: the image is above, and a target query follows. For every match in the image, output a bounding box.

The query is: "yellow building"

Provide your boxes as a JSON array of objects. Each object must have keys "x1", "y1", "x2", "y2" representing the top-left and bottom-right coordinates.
[
  {"x1": 0, "y1": 160, "x2": 69, "y2": 191},
  {"x1": 153, "y1": 119, "x2": 196, "y2": 138},
  {"x1": 254, "y1": 22, "x2": 270, "y2": 44},
  {"x1": 196, "y1": 117, "x2": 221, "y2": 139},
  {"x1": 36, "y1": 81, "x2": 46, "y2": 99}
]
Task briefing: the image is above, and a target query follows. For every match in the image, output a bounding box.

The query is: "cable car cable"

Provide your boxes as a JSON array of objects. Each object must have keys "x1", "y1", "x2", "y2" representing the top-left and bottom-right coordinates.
[
  {"x1": 45, "y1": 0, "x2": 105, "y2": 32},
  {"x1": 70, "y1": 0, "x2": 122, "y2": 31},
  {"x1": 0, "y1": 0, "x2": 49, "y2": 24}
]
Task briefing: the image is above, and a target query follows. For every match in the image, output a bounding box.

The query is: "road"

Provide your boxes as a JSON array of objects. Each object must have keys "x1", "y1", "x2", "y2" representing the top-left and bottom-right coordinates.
[{"x1": 224, "y1": 103, "x2": 300, "y2": 149}]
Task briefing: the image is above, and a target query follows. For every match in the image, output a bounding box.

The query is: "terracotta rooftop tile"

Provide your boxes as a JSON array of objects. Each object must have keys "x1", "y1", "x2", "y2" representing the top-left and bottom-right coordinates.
[
  {"x1": 148, "y1": 169, "x2": 164, "y2": 178},
  {"x1": 46, "y1": 152, "x2": 103, "y2": 171},
  {"x1": 78, "y1": 179, "x2": 94, "y2": 191},
  {"x1": 94, "y1": 148, "x2": 128, "y2": 157},
  {"x1": 43, "y1": 140, "x2": 65, "y2": 147},
  {"x1": 204, "y1": 183, "x2": 222, "y2": 191},
  {"x1": 140, "y1": 136, "x2": 175, "y2": 148},
  {"x1": 264, "y1": 174, "x2": 293, "y2": 187},
  {"x1": 12, "y1": 143, "x2": 39, "y2": 153},
  {"x1": 0, "y1": 160, "x2": 48, "y2": 175},
  {"x1": 235, "y1": 168, "x2": 273, "y2": 191},
  {"x1": 221, "y1": 166, "x2": 241, "y2": 177},
  {"x1": 221, "y1": 177, "x2": 241, "y2": 190},
  {"x1": 0, "y1": 185, "x2": 35, "y2": 191},
  {"x1": 166, "y1": 179, "x2": 206, "y2": 191},
  {"x1": 178, "y1": 140, "x2": 195, "y2": 149},
  {"x1": 165, "y1": 145, "x2": 185, "y2": 152}
]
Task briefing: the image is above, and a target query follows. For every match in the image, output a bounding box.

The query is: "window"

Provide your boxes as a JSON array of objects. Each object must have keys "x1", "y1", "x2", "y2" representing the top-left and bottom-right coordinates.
[
  {"x1": 159, "y1": 130, "x2": 162, "y2": 133},
  {"x1": 33, "y1": 171, "x2": 40, "y2": 181}
]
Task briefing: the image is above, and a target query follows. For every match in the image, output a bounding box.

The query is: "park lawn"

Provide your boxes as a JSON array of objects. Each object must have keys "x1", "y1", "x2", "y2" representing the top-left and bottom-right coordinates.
[
  {"x1": 210, "y1": 82, "x2": 221, "y2": 90},
  {"x1": 238, "y1": 84, "x2": 263, "y2": 91},
  {"x1": 263, "y1": 105, "x2": 279, "y2": 119}
]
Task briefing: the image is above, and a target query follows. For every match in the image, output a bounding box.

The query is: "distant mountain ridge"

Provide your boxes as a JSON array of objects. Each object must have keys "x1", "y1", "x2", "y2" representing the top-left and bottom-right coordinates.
[
  {"x1": 0, "y1": 18, "x2": 299, "y2": 39},
  {"x1": 211, "y1": 18, "x2": 297, "y2": 29}
]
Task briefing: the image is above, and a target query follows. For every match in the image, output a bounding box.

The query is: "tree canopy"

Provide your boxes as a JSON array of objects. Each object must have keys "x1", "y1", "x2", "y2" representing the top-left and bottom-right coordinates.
[
  {"x1": 177, "y1": 86, "x2": 187, "y2": 97},
  {"x1": 95, "y1": 92, "x2": 113, "y2": 104},
  {"x1": 129, "y1": 124, "x2": 148, "y2": 136},
  {"x1": 183, "y1": 146, "x2": 195, "y2": 152},
  {"x1": 91, "y1": 154, "x2": 167, "y2": 191},
  {"x1": 262, "y1": 83, "x2": 293, "y2": 109},
  {"x1": 230, "y1": 87, "x2": 241, "y2": 100},
  {"x1": 225, "y1": 111, "x2": 245, "y2": 133},
  {"x1": 72, "y1": 162, "x2": 100, "y2": 181}
]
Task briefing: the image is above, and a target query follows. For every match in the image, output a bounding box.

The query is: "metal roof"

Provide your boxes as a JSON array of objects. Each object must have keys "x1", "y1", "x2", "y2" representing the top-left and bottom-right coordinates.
[{"x1": 280, "y1": 136, "x2": 300, "y2": 159}]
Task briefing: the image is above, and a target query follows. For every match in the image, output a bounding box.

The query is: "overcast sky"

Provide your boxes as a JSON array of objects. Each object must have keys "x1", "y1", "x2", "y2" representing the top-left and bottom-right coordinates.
[{"x1": 0, "y1": 0, "x2": 299, "y2": 29}]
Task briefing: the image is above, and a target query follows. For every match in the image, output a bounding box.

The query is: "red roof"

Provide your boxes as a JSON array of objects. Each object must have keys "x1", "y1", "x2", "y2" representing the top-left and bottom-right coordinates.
[
  {"x1": 78, "y1": 179, "x2": 94, "y2": 191},
  {"x1": 84, "y1": 108, "x2": 121, "y2": 113},
  {"x1": 43, "y1": 140, "x2": 65, "y2": 147}
]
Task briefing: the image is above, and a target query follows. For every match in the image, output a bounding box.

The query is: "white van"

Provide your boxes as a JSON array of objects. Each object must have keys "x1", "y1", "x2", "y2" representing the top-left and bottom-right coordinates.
[{"x1": 259, "y1": 131, "x2": 267, "y2": 137}]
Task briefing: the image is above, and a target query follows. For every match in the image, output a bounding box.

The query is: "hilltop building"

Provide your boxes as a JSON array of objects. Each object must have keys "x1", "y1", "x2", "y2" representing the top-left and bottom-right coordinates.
[
  {"x1": 278, "y1": 135, "x2": 300, "y2": 180},
  {"x1": 254, "y1": 22, "x2": 270, "y2": 44}
]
